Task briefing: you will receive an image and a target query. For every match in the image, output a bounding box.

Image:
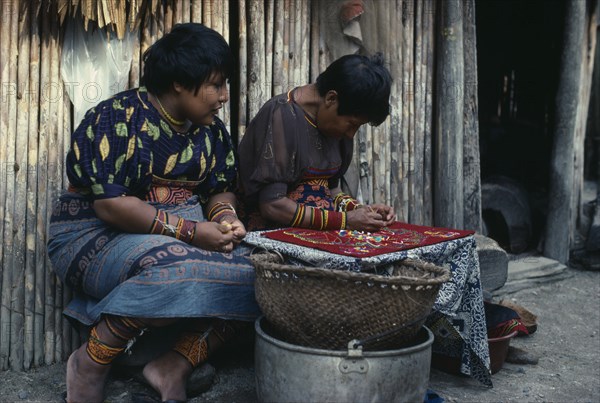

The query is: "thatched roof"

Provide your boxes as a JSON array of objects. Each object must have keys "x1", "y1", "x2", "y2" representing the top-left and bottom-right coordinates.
[{"x1": 55, "y1": 0, "x2": 159, "y2": 38}]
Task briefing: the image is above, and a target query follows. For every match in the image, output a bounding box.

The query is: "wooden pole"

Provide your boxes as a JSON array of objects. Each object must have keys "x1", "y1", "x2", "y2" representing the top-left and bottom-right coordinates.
[
  {"x1": 423, "y1": 0, "x2": 433, "y2": 221},
  {"x1": 44, "y1": 0, "x2": 60, "y2": 365},
  {"x1": 61, "y1": 57, "x2": 75, "y2": 360},
  {"x1": 141, "y1": 2, "x2": 152, "y2": 62},
  {"x1": 158, "y1": 0, "x2": 165, "y2": 38},
  {"x1": 212, "y1": 0, "x2": 222, "y2": 34},
  {"x1": 202, "y1": 0, "x2": 211, "y2": 28},
  {"x1": 544, "y1": 0, "x2": 587, "y2": 263},
  {"x1": 35, "y1": 0, "x2": 51, "y2": 368},
  {"x1": 434, "y1": 0, "x2": 464, "y2": 229},
  {"x1": 191, "y1": 0, "x2": 202, "y2": 22},
  {"x1": 0, "y1": 0, "x2": 12, "y2": 366},
  {"x1": 38, "y1": 0, "x2": 56, "y2": 365},
  {"x1": 289, "y1": 0, "x2": 298, "y2": 89},
  {"x1": 238, "y1": 0, "x2": 247, "y2": 137},
  {"x1": 273, "y1": 0, "x2": 284, "y2": 96},
  {"x1": 423, "y1": 0, "x2": 435, "y2": 225},
  {"x1": 462, "y1": 0, "x2": 482, "y2": 233},
  {"x1": 298, "y1": 0, "x2": 307, "y2": 85},
  {"x1": 384, "y1": 2, "x2": 393, "y2": 207},
  {"x1": 149, "y1": 0, "x2": 157, "y2": 44},
  {"x1": 572, "y1": 2, "x2": 597, "y2": 249},
  {"x1": 175, "y1": 0, "x2": 185, "y2": 24},
  {"x1": 357, "y1": 0, "x2": 371, "y2": 206},
  {"x1": 164, "y1": 0, "x2": 173, "y2": 33},
  {"x1": 1, "y1": 0, "x2": 19, "y2": 370},
  {"x1": 411, "y1": 0, "x2": 425, "y2": 224},
  {"x1": 318, "y1": 0, "x2": 329, "y2": 73},
  {"x1": 399, "y1": 0, "x2": 411, "y2": 221},
  {"x1": 282, "y1": 0, "x2": 290, "y2": 90},
  {"x1": 298, "y1": 0, "x2": 308, "y2": 81},
  {"x1": 54, "y1": 9, "x2": 67, "y2": 358},
  {"x1": 129, "y1": 21, "x2": 141, "y2": 88},
  {"x1": 247, "y1": 0, "x2": 266, "y2": 119},
  {"x1": 222, "y1": 0, "x2": 231, "y2": 132},
  {"x1": 309, "y1": 0, "x2": 319, "y2": 83},
  {"x1": 372, "y1": 1, "x2": 390, "y2": 206},
  {"x1": 265, "y1": 0, "x2": 274, "y2": 98},
  {"x1": 405, "y1": 0, "x2": 415, "y2": 221},
  {"x1": 585, "y1": 11, "x2": 600, "y2": 251},
  {"x1": 24, "y1": 0, "x2": 42, "y2": 370},
  {"x1": 389, "y1": 0, "x2": 403, "y2": 214}
]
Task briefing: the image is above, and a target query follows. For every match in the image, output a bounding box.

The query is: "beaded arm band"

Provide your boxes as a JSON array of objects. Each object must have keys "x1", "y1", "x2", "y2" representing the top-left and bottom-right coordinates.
[
  {"x1": 333, "y1": 192, "x2": 362, "y2": 212},
  {"x1": 207, "y1": 201, "x2": 238, "y2": 223},
  {"x1": 290, "y1": 204, "x2": 347, "y2": 230},
  {"x1": 149, "y1": 209, "x2": 196, "y2": 244}
]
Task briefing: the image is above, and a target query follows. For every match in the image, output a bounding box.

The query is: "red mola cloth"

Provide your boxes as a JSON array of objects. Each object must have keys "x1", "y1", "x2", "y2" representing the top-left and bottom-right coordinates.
[{"x1": 263, "y1": 222, "x2": 475, "y2": 258}]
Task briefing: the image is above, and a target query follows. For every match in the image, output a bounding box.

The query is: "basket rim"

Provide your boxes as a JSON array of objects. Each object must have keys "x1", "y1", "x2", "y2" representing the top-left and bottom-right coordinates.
[{"x1": 249, "y1": 252, "x2": 451, "y2": 285}]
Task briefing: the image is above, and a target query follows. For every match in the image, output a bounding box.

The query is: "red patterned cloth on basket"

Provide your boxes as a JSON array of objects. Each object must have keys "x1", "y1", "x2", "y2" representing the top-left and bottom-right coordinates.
[{"x1": 263, "y1": 221, "x2": 475, "y2": 258}]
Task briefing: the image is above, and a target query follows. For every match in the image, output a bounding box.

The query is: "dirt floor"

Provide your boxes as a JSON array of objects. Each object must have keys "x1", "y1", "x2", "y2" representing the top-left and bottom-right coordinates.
[{"x1": 0, "y1": 266, "x2": 598, "y2": 403}]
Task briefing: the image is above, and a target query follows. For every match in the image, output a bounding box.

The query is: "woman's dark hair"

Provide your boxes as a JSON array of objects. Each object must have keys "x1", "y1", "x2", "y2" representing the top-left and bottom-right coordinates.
[
  {"x1": 141, "y1": 23, "x2": 234, "y2": 95},
  {"x1": 315, "y1": 53, "x2": 392, "y2": 126}
]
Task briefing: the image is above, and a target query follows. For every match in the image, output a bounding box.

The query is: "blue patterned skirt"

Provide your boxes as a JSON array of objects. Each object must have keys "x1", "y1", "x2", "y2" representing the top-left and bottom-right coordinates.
[{"x1": 48, "y1": 193, "x2": 261, "y2": 327}]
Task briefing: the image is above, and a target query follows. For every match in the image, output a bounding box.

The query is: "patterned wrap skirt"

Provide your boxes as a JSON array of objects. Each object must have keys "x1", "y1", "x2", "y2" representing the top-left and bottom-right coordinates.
[{"x1": 48, "y1": 193, "x2": 261, "y2": 327}]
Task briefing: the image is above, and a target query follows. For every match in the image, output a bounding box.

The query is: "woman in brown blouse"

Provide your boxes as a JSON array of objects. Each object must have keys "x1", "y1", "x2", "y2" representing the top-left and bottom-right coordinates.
[{"x1": 239, "y1": 53, "x2": 395, "y2": 232}]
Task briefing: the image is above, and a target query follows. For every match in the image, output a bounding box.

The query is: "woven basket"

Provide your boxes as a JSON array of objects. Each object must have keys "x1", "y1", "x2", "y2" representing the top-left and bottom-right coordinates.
[{"x1": 250, "y1": 252, "x2": 451, "y2": 351}]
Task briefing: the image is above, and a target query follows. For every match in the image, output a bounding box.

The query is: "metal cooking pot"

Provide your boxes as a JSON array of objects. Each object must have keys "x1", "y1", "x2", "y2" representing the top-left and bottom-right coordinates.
[{"x1": 255, "y1": 316, "x2": 434, "y2": 403}]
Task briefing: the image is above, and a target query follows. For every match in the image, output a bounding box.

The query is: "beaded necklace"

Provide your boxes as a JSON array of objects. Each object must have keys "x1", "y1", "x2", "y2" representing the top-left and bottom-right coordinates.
[{"x1": 155, "y1": 95, "x2": 186, "y2": 126}]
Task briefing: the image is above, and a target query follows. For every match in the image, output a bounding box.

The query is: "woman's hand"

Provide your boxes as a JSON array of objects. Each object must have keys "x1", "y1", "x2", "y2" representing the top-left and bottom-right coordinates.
[
  {"x1": 346, "y1": 208, "x2": 386, "y2": 232},
  {"x1": 203, "y1": 192, "x2": 247, "y2": 251},
  {"x1": 346, "y1": 204, "x2": 395, "y2": 232},
  {"x1": 220, "y1": 217, "x2": 247, "y2": 246},
  {"x1": 192, "y1": 221, "x2": 236, "y2": 252},
  {"x1": 367, "y1": 203, "x2": 396, "y2": 226}
]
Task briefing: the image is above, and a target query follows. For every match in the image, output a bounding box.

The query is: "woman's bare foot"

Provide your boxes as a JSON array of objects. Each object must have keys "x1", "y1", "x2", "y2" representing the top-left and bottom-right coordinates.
[
  {"x1": 65, "y1": 344, "x2": 111, "y2": 403},
  {"x1": 142, "y1": 351, "x2": 191, "y2": 401}
]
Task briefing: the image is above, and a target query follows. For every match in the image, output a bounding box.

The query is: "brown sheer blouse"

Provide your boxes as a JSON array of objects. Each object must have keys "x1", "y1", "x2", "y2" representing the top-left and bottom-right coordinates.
[{"x1": 238, "y1": 89, "x2": 354, "y2": 205}]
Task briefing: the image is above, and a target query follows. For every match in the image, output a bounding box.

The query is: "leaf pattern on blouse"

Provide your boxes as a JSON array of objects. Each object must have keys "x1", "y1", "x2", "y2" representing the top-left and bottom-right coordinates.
[
  {"x1": 99, "y1": 134, "x2": 110, "y2": 161},
  {"x1": 126, "y1": 136, "x2": 136, "y2": 160},
  {"x1": 65, "y1": 87, "x2": 238, "y2": 200}
]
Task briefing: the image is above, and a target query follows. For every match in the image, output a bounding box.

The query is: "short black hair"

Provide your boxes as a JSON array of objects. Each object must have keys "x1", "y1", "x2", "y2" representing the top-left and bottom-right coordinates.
[
  {"x1": 315, "y1": 53, "x2": 392, "y2": 126},
  {"x1": 141, "y1": 23, "x2": 234, "y2": 95}
]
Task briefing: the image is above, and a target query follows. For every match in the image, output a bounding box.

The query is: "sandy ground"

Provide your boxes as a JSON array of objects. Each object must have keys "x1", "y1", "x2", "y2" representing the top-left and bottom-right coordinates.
[{"x1": 0, "y1": 267, "x2": 598, "y2": 403}]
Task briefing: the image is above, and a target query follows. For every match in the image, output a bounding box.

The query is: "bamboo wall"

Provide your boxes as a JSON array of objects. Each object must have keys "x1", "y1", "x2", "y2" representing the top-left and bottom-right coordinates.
[{"x1": 0, "y1": 0, "x2": 480, "y2": 370}]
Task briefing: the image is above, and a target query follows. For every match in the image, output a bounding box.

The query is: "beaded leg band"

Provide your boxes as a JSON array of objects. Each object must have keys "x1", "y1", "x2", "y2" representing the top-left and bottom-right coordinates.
[
  {"x1": 171, "y1": 319, "x2": 246, "y2": 368},
  {"x1": 86, "y1": 327, "x2": 126, "y2": 365},
  {"x1": 105, "y1": 316, "x2": 147, "y2": 343},
  {"x1": 172, "y1": 327, "x2": 212, "y2": 368},
  {"x1": 86, "y1": 316, "x2": 147, "y2": 365}
]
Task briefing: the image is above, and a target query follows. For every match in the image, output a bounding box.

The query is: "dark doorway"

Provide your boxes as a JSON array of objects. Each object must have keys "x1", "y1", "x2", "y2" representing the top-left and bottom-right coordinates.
[{"x1": 476, "y1": 0, "x2": 564, "y2": 252}]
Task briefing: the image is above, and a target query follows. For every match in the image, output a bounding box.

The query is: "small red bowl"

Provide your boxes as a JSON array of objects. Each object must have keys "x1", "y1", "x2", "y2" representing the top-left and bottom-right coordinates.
[
  {"x1": 488, "y1": 330, "x2": 518, "y2": 374},
  {"x1": 431, "y1": 330, "x2": 518, "y2": 375}
]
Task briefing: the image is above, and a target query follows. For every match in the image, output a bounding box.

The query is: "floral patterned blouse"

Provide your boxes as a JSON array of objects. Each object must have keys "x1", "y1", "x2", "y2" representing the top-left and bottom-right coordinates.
[{"x1": 66, "y1": 87, "x2": 237, "y2": 204}]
